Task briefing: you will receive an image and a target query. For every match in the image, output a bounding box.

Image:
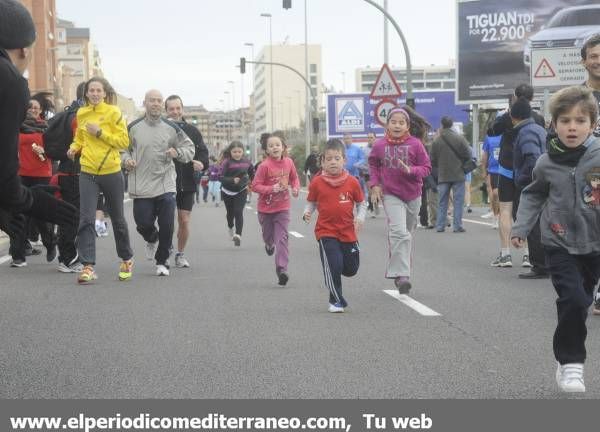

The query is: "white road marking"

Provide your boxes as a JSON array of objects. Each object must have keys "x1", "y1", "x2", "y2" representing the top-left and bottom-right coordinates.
[
  {"x1": 289, "y1": 231, "x2": 304, "y2": 238},
  {"x1": 383, "y1": 290, "x2": 441, "y2": 316},
  {"x1": 463, "y1": 218, "x2": 493, "y2": 227},
  {"x1": 245, "y1": 206, "x2": 252, "y2": 210}
]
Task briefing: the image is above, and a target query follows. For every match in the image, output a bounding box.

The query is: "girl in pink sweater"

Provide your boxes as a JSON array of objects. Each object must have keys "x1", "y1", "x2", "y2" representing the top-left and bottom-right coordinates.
[{"x1": 251, "y1": 133, "x2": 300, "y2": 286}]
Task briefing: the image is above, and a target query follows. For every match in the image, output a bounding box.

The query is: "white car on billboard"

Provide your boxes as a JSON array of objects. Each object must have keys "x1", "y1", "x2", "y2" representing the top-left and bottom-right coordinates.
[{"x1": 523, "y1": 4, "x2": 600, "y2": 68}]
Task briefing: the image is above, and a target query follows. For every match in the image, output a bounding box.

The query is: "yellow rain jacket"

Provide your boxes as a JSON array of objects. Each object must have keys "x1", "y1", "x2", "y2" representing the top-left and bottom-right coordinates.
[{"x1": 70, "y1": 101, "x2": 129, "y2": 175}]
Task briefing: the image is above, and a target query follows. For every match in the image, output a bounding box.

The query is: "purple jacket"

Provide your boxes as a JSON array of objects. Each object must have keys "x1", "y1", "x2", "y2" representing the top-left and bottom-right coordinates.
[
  {"x1": 368, "y1": 135, "x2": 431, "y2": 202},
  {"x1": 208, "y1": 164, "x2": 221, "y2": 181}
]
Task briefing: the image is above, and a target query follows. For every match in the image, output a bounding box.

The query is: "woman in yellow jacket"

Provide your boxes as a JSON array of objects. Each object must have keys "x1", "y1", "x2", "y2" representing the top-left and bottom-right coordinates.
[{"x1": 67, "y1": 77, "x2": 134, "y2": 284}]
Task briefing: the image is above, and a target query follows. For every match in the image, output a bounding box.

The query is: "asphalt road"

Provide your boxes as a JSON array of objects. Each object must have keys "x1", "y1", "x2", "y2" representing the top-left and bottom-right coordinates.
[{"x1": 1, "y1": 193, "x2": 599, "y2": 399}]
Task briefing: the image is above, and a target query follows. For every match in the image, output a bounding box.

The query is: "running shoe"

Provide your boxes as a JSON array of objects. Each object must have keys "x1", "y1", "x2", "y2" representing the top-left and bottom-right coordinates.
[
  {"x1": 78, "y1": 265, "x2": 97, "y2": 284},
  {"x1": 145, "y1": 241, "x2": 158, "y2": 260},
  {"x1": 395, "y1": 276, "x2": 411, "y2": 295},
  {"x1": 156, "y1": 264, "x2": 170, "y2": 276},
  {"x1": 175, "y1": 253, "x2": 190, "y2": 268},
  {"x1": 491, "y1": 254, "x2": 512, "y2": 267},
  {"x1": 118, "y1": 259, "x2": 134, "y2": 281},
  {"x1": 328, "y1": 302, "x2": 345, "y2": 313}
]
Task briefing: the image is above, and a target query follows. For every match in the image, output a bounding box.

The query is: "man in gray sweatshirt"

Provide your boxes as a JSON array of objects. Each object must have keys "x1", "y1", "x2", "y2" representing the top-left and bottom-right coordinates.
[{"x1": 124, "y1": 89, "x2": 194, "y2": 276}]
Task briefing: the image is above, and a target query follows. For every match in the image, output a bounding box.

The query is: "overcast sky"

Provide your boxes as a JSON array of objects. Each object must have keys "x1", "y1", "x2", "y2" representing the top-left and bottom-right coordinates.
[{"x1": 56, "y1": 0, "x2": 456, "y2": 109}]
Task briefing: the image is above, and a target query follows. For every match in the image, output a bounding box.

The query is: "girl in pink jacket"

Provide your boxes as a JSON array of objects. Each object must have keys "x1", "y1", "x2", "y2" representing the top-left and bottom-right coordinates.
[{"x1": 251, "y1": 133, "x2": 300, "y2": 286}]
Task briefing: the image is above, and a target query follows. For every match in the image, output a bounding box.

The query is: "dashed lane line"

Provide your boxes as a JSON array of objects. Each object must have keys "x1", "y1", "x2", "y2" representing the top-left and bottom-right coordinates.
[
  {"x1": 463, "y1": 218, "x2": 493, "y2": 227},
  {"x1": 383, "y1": 290, "x2": 442, "y2": 316}
]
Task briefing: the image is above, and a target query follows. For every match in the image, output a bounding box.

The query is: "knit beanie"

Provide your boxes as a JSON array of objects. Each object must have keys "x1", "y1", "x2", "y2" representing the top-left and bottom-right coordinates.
[{"x1": 0, "y1": 0, "x2": 36, "y2": 49}]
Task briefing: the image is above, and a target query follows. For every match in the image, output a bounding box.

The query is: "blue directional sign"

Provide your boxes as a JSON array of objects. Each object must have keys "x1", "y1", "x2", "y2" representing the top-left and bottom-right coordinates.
[{"x1": 327, "y1": 91, "x2": 470, "y2": 139}]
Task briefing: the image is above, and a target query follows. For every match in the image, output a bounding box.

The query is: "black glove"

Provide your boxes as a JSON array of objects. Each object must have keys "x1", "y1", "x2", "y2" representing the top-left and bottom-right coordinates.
[{"x1": 25, "y1": 186, "x2": 77, "y2": 227}]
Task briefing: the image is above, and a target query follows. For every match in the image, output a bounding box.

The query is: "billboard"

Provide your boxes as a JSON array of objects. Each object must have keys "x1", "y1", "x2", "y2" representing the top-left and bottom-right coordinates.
[
  {"x1": 326, "y1": 91, "x2": 469, "y2": 139},
  {"x1": 457, "y1": 0, "x2": 600, "y2": 103}
]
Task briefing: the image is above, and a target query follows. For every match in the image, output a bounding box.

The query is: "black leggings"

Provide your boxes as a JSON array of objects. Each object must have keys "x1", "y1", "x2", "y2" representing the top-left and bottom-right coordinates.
[{"x1": 222, "y1": 190, "x2": 247, "y2": 236}]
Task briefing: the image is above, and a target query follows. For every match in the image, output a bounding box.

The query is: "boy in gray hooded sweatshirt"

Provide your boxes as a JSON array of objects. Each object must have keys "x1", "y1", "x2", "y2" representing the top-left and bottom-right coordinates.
[{"x1": 512, "y1": 86, "x2": 600, "y2": 393}]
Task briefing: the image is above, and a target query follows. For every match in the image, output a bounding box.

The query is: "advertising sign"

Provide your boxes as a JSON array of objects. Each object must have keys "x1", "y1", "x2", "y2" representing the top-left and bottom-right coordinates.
[
  {"x1": 334, "y1": 98, "x2": 365, "y2": 132},
  {"x1": 457, "y1": 0, "x2": 600, "y2": 103},
  {"x1": 327, "y1": 91, "x2": 469, "y2": 139}
]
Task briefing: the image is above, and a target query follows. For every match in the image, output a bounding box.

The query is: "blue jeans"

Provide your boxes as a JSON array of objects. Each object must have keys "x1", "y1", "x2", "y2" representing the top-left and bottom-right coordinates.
[{"x1": 436, "y1": 181, "x2": 465, "y2": 231}]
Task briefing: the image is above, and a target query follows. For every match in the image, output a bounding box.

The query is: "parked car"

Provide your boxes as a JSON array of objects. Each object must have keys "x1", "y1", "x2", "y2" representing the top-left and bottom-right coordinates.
[{"x1": 523, "y1": 5, "x2": 600, "y2": 68}]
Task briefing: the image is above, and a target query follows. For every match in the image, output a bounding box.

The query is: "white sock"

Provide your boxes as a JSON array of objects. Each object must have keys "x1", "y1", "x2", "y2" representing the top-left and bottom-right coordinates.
[{"x1": 501, "y1": 248, "x2": 510, "y2": 257}]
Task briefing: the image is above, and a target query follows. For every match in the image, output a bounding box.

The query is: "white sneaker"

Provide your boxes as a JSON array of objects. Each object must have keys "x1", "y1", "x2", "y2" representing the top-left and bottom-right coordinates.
[
  {"x1": 145, "y1": 241, "x2": 158, "y2": 261},
  {"x1": 481, "y1": 211, "x2": 494, "y2": 219},
  {"x1": 232, "y1": 234, "x2": 241, "y2": 246},
  {"x1": 57, "y1": 261, "x2": 84, "y2": 273},
  {"x1": 556, "y1": 363, "x2": 585, "y2": 393},
  {"x1": 491, "y1": 217, "x2": 499, "y2": 229},
  {"x1": 175, "y1": 253, "x2": 190, "y2": 268},
  {"x1": 156, "y1": 264, "x2": 170, "y2": 276},
  {"x1": 328, "y1": 302, "x2": 345, "y2": 313}
]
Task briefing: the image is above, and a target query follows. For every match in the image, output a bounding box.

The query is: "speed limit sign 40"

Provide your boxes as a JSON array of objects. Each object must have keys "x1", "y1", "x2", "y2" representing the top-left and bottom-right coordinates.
[{"x1": 375, "y1": 99, "x2": 398, "y2": 126}]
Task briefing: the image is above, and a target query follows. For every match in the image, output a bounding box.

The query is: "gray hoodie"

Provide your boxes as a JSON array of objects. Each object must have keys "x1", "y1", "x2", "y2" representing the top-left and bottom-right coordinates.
[
  {"x1": 124, "y1": 117, "x2": 194, "y2": 198},
  {"x1": 512, "y1": 135, "x2": 600, "y2": 255}
]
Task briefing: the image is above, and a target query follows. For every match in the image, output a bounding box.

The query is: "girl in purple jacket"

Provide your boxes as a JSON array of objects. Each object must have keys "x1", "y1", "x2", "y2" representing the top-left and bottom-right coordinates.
[{"x1": 368, "y1": 106, "x2": 431, "y2": 295}]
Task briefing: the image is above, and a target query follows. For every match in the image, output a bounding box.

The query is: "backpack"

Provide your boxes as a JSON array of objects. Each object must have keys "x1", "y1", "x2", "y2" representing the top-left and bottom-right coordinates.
[{"x1": 43, "y1": 103, "x2": 79, "y2": 161}]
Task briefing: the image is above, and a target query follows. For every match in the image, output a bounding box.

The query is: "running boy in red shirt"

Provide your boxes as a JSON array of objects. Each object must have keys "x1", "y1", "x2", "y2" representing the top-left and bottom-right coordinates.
[{"x1": 303, "y1": 139, "x2": 367, "y2": 313}]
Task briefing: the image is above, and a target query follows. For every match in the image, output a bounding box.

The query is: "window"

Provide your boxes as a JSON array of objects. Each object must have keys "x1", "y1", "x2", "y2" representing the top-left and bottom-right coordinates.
[
  {"x1": 310, "y1": 76, "x2": 317, "y2": 85},
  {"x1": 310, "y1": 64, "x2": 317, "y2": 73}
]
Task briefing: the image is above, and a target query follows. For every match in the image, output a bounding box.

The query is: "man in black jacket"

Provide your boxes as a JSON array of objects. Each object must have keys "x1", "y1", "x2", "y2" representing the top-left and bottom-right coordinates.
[
  {"x1": 0, "y1": 0, "x2": 76, "y2": 242},
  {"x1": 165, "y1": 95, "x2": 209, "y2": 268}
]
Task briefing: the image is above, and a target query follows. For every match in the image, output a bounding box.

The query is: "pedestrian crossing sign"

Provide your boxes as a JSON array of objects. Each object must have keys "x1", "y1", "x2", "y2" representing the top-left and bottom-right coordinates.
[{"x1": 370, "y1": 63, "x2": 402, "y2": 99}]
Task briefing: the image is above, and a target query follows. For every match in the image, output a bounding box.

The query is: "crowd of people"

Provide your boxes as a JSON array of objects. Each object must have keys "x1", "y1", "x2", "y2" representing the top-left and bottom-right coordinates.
[{"x1": 2, "y1": 0, "x2": 600, "y2": 394}]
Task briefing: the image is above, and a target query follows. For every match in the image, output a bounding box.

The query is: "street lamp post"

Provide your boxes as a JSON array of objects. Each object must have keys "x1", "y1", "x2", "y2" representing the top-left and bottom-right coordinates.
[
  {"x1": 224, "y1": 91, "x2": 231, "y2": 141},
  {"x1": 260, "y1": 12, "x2": 274, "y2": 131},
  {"x1": 244, "y1": 42, "x2": 257, "y2": 161},
  {"x1": 227, "y1": 80, "x2": 235, "y2": 140},
  {"x1": 282, "y1": 0, "x2": 311, "y2": 161},
  {"x1": 361, "y1": 0, "x2": 413, "y2": 104}
]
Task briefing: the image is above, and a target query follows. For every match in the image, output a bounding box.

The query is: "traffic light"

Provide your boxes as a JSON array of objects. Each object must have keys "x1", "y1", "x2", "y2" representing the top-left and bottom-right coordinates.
[
  {"x1": 240, "y1": 57, "x2": 246, "y2": 74},
  {"x1": 283, "y1": 0, "x2": 292, "y2": 9},
  {"x1": 312, "y1": 117, "x2": 319, "y2": 134}
]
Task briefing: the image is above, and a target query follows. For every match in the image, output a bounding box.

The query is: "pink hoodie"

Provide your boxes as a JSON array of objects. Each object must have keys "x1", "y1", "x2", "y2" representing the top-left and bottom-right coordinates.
[
  {"x1": 252, "y1": 156, "x2": 300, "y2": 213},
  {"x1": 368, "y1": 135, "x2": 431, "y2": 202}
]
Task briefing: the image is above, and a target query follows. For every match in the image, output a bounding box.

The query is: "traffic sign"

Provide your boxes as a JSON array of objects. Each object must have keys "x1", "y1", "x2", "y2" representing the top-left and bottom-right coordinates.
[
  {"x1": 370, "y1": 63, "x2": 402, "y2": 99},
  {"x1": 374, "y1": 99, "x2": 398, "y2": 126},
  {"x1": 530, "y1": 48, "x2": 586, "y2": 88}
]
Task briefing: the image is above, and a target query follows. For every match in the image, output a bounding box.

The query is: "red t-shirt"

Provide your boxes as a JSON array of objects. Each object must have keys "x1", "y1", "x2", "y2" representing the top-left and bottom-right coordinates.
[{"x1": 307, "y1": 174, "x2": 364, "y2": 242}]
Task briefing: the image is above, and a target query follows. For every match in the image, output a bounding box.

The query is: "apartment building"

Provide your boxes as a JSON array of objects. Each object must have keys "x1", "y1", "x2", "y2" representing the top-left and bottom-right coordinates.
[
  {"x1": 253, "y1": 43, "x2": 322, "y2": 134},
  {"x1": 355, "y1": 64, "x2": 456, "y2": 93}
]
